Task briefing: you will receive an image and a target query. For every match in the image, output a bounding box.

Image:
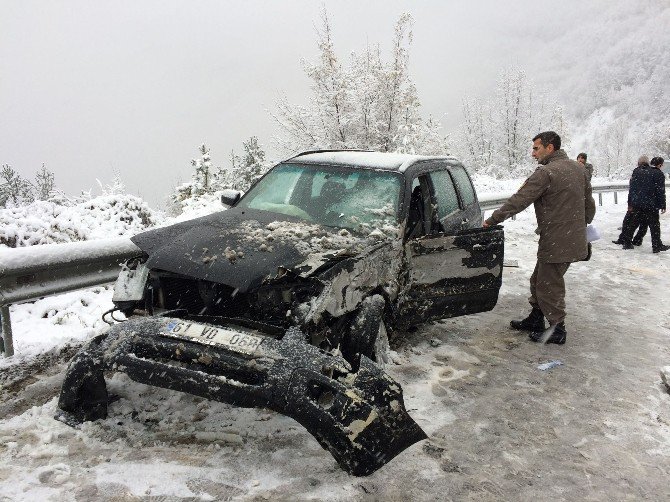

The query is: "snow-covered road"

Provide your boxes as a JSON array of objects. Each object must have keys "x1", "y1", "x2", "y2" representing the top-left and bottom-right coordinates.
[{"x1": 1, "y1": 194, "x2": 669, "y2": 501}]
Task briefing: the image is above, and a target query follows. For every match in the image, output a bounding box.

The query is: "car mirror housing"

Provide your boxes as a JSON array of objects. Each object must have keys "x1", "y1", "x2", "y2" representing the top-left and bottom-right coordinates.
[{"x1": 220, "y1": 189, "x2": 242, "y2": 207}]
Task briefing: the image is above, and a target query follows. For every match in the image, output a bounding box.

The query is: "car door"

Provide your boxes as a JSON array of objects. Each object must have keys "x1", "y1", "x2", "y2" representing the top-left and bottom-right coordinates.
[{"x1": 397, "y1": 166, "x2": 504, "y2": 326}]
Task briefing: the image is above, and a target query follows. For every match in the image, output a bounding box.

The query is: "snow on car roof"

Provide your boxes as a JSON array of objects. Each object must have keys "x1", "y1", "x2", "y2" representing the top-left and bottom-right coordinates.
[{"x1": 288, "y1": 150, "x2": 458, "y2": 172}]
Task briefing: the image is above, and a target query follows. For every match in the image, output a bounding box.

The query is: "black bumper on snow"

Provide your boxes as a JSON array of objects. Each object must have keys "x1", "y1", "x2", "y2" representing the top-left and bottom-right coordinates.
[{"x1": 56, "y1": 317, "x2": 426, "y2": 476}]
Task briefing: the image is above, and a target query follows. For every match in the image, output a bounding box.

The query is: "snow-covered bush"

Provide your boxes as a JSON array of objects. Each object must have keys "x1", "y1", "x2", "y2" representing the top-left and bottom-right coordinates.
[
  {"x1": 0, "y1": 193, "x2": 161, "y2": 248},
  {"x1": 171, "y1": 190, "x2": 229, "y2": 222}
]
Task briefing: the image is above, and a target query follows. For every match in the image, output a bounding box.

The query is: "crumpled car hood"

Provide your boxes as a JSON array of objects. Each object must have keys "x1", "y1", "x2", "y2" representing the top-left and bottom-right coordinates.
[{"x1": 131, "y1": 208, "x2": 376, "y2": 292}]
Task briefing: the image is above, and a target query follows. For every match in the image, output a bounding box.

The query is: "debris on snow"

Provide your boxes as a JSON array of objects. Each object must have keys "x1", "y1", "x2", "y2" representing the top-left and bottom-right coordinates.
[{"x1": 661, "y1": 366, "x2": 670, "y2": 391}]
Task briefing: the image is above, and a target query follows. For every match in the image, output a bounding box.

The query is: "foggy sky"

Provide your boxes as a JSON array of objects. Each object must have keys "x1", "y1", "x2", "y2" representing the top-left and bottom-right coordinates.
[{"x1": 1, "y1": 0, "x2": 588, "y2": 206}]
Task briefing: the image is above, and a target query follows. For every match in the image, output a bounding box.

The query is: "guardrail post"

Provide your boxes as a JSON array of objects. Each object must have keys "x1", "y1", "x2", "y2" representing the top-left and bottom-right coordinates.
[
  {"x1": 0, "y1": 305, "x2": 13, "y2": 357},
  {"x1": 614, "y1": 192, "x2": 618, "y2": 204},
  {"x1": 598, "y1": 193, "x2": 602, "y2": 206}
]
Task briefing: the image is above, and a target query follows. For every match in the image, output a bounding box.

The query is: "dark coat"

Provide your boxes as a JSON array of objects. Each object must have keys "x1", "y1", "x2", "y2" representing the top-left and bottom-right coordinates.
[
  {"x1": 485, "y1": 149, "x2": 596, "y2": 263},
  {"x1": 628, "y1": 164, "x2": 666, "y2": 211}
]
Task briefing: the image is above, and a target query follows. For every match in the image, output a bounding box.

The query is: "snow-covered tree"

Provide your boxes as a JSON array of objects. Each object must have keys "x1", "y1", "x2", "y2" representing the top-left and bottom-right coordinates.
[
  {"x1": 272, "y1": 10, "x2": 446, "y2": 155},
  {"x1": 34, "y1": 164, "x2": 56, "y2": 201},
  {"x1": 0, "y1": 164, "x2": 34, "y2": 207},
  {"x1": 453, "y1": 67, "x2": 568, "y2": 178},
  {"x1": 222, "y1": 137, "x2": 270, "y2": 192},
  {"x1": 239, "y1": 136, "x2": 267, "y2": 189},
  {"x1": 647, "y1": 123, "x2": 670, "y2": 159},
  {"x1": 595, "y1": 116, "x2": 640, "y2": 177},
  {"x1": 172, "y1": 144, "x2": 215, "y2": 206},
  {"x1": 458, "y1": 96, "x2": 494, "y2": 169},
  {"x1": 97, "y1": 174, "x2": 126, "y2": 196}
]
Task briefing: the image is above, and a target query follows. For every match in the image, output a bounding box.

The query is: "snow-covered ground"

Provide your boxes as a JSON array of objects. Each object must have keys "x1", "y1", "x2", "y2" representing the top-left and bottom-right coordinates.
[{"x1": 1, "y1": 190, "x2": 669, "y2": 501}]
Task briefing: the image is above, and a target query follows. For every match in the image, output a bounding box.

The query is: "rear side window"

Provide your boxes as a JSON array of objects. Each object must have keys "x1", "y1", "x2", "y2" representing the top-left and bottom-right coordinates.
[
  {"x1": 429, "y1": 170, "x2": 459, "y2": 218},
  {"x1": 450, "y1": 166, "x2": 476, "y2": 206}
]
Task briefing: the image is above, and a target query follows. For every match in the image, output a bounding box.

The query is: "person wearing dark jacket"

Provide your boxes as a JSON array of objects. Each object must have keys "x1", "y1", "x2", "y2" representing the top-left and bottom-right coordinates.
[
  {"x1": 630, "y1": 157, "x2": 665, "y2": 246},
  {"x1": 617, "y1": 156, "x2": 668, "y2": 252},
  {"x1": 483, "y1": 131, "x2": 596, "y2": 345},
  {"x1": 613, "y1": 157, "x2": 643, "y2": 244},
  {"x1": 613, "y1": 156, "x2": 648, "y2": 245}
]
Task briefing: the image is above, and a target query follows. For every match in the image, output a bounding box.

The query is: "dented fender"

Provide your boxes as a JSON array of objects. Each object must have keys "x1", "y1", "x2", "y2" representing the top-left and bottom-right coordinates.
[{"x1": 303, "y1": 241, "x2": 403, "y2": 323}]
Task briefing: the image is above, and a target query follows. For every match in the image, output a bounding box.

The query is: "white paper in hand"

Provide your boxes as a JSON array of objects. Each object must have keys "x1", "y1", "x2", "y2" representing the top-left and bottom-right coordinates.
[{"x1": 586, "y1": 224, "x2": 601, "y2": 242}]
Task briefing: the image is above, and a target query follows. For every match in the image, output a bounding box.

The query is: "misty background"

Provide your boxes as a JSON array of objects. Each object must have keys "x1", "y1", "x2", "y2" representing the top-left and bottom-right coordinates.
[{"x1": 2, "y1": 0, "x2": 668, "y2": 207}]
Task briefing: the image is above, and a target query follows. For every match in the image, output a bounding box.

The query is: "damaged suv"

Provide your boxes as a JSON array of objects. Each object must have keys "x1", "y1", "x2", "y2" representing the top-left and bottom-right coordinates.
[{"x1": 57, "y1": 151, "x2": 504, "y2": 476}]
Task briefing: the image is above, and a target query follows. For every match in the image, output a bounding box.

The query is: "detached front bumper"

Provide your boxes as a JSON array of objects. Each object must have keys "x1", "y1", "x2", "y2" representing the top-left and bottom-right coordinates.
[{"x1": 56, "y1": 317, "x2": 426, "y2": 476}]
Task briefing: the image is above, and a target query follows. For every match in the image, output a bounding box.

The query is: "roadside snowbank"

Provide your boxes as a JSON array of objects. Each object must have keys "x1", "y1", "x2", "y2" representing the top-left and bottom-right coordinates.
[{"x1": 0, "y1": 195, "x2": 161, "y2": 248}]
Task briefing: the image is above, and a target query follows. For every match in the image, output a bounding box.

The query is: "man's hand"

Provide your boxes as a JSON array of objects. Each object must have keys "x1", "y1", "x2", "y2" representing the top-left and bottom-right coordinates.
[{"x1": 482, "y1": 221, "x2": 491, "y2": 228}]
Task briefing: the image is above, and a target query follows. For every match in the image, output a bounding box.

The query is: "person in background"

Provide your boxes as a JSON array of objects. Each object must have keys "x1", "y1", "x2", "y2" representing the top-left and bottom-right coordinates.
[
  {"x1": 617, "y1": 156, "x2": 668, "y2": 253},
  {"x1": 483, "y1": 131, "x2": 595, "y2": 345},
  {"x1": 630, "y1": 157, "x2": 665, "y2": 246},
  {"x1": 613, "y1": 156, "x2": 649, "y2": 246},
  {"x1": 577, "y1": 153, "x2": 593, "y2": 181}
]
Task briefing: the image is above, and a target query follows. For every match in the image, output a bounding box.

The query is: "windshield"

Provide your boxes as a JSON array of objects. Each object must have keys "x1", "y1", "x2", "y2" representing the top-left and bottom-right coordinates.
[{"x1": 237, "y1": 163, "x2": 402, "y2": 231}]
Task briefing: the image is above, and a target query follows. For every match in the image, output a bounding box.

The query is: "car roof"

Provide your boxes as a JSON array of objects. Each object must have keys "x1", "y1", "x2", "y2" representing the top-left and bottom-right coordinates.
[{"x1": 284, "y1": 150, "x2": 461, "y2": 173}]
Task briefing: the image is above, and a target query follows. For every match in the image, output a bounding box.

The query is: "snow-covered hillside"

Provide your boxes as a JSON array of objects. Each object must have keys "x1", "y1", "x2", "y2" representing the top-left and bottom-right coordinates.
[{"x1": 541, "y1": 0, "x2": 670, "y2": 175}]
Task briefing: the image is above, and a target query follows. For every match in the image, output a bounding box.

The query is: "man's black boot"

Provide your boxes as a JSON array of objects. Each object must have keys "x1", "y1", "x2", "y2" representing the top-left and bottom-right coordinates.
[
  {"x1": 510, "y1": 307, "x2": 546, "y2": 332},
  {"x1": 529, "y1": 322, "x2": 567, "y2": 344},
  {"x1": 622, "y1": 243, "x2": 634, "y2": 250},
  {"x1": 653, "y1": 244, "x2": 670, "y2": 253}
]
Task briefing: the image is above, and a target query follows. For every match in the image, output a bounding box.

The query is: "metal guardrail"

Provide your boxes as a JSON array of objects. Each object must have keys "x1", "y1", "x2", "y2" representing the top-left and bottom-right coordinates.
[
  {"x1": 478, "y1": 182, "x2": 630, "y2": 212},
  {"x1": 0, "y1": 182, "x2": 636, "y2": 357},
  {"x1": 0, "y1": 238, "x2": 142, "y2": 356},
  {"x1": 479, "y1": 182, "x2": 634, "y2": 222}
]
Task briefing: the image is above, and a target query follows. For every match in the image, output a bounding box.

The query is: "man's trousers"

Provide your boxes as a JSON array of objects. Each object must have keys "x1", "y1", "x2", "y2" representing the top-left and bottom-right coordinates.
[
  {"x1": 621, "y1": 208, "x2": 661, "y2": 250},
  {"x1": 528, "y1": 261, "x2": 571, "y2": 325}
]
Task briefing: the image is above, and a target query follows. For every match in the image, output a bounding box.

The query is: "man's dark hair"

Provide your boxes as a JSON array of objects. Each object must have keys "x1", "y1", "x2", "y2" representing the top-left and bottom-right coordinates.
[
  {"x1": 577, "y1": 152, "x2": 587, "y2": 161},
  {"x1": 651, "y1": 156, "x2": 665, "y2": 167},
  {"x1": 532, "y1": 131, "x2": 561, "y2": 150}
]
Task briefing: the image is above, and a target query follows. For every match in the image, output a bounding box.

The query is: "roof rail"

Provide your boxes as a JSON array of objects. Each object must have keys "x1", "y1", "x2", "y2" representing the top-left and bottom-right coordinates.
[{"x1": 288, "y1": 149, "x2": 375, "y2": 160}]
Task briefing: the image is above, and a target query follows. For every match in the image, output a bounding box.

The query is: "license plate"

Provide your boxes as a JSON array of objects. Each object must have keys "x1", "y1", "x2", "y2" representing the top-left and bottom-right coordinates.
[{"x1": 163, "y1": 320, "x2": 263, "y2": 355}]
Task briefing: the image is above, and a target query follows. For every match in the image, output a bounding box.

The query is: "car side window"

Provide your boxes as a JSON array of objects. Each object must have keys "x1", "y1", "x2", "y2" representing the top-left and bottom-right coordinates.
[
  {"x1": 449, "y1": 166, "x2": 476, "y2": 207},
  {"x1": 429, "y1": 170, "x2": 459, "y2": 219},
  {"x1": 406, "y1": 176, "x2": 433, "y2": 239}
]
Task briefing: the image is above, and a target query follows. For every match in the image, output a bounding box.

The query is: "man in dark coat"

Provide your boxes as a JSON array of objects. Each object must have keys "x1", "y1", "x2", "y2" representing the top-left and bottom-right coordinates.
[
  {"x1": 613, "y1": 156, "x2": 651, "y2": 246},
  {"x1": 629, "y1": 157, "x2": 665, "y2": 247},
  {"x1": 483, "y1": 131, "x2": 596, "y2": 345},
  {"x1": 618, "y1": 156, "x2": 668, "y2": 253}
]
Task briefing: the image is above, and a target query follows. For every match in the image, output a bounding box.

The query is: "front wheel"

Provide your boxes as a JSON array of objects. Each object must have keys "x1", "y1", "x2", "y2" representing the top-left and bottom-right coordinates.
[{"x1": 344, "y1": 294, "x2": 390, "y2": 369}]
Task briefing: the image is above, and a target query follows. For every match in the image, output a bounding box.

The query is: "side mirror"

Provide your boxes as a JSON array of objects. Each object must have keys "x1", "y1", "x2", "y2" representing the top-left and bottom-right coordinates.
[{"x1": 220, "y1": 189, "x2": 242, "y2": 207}]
